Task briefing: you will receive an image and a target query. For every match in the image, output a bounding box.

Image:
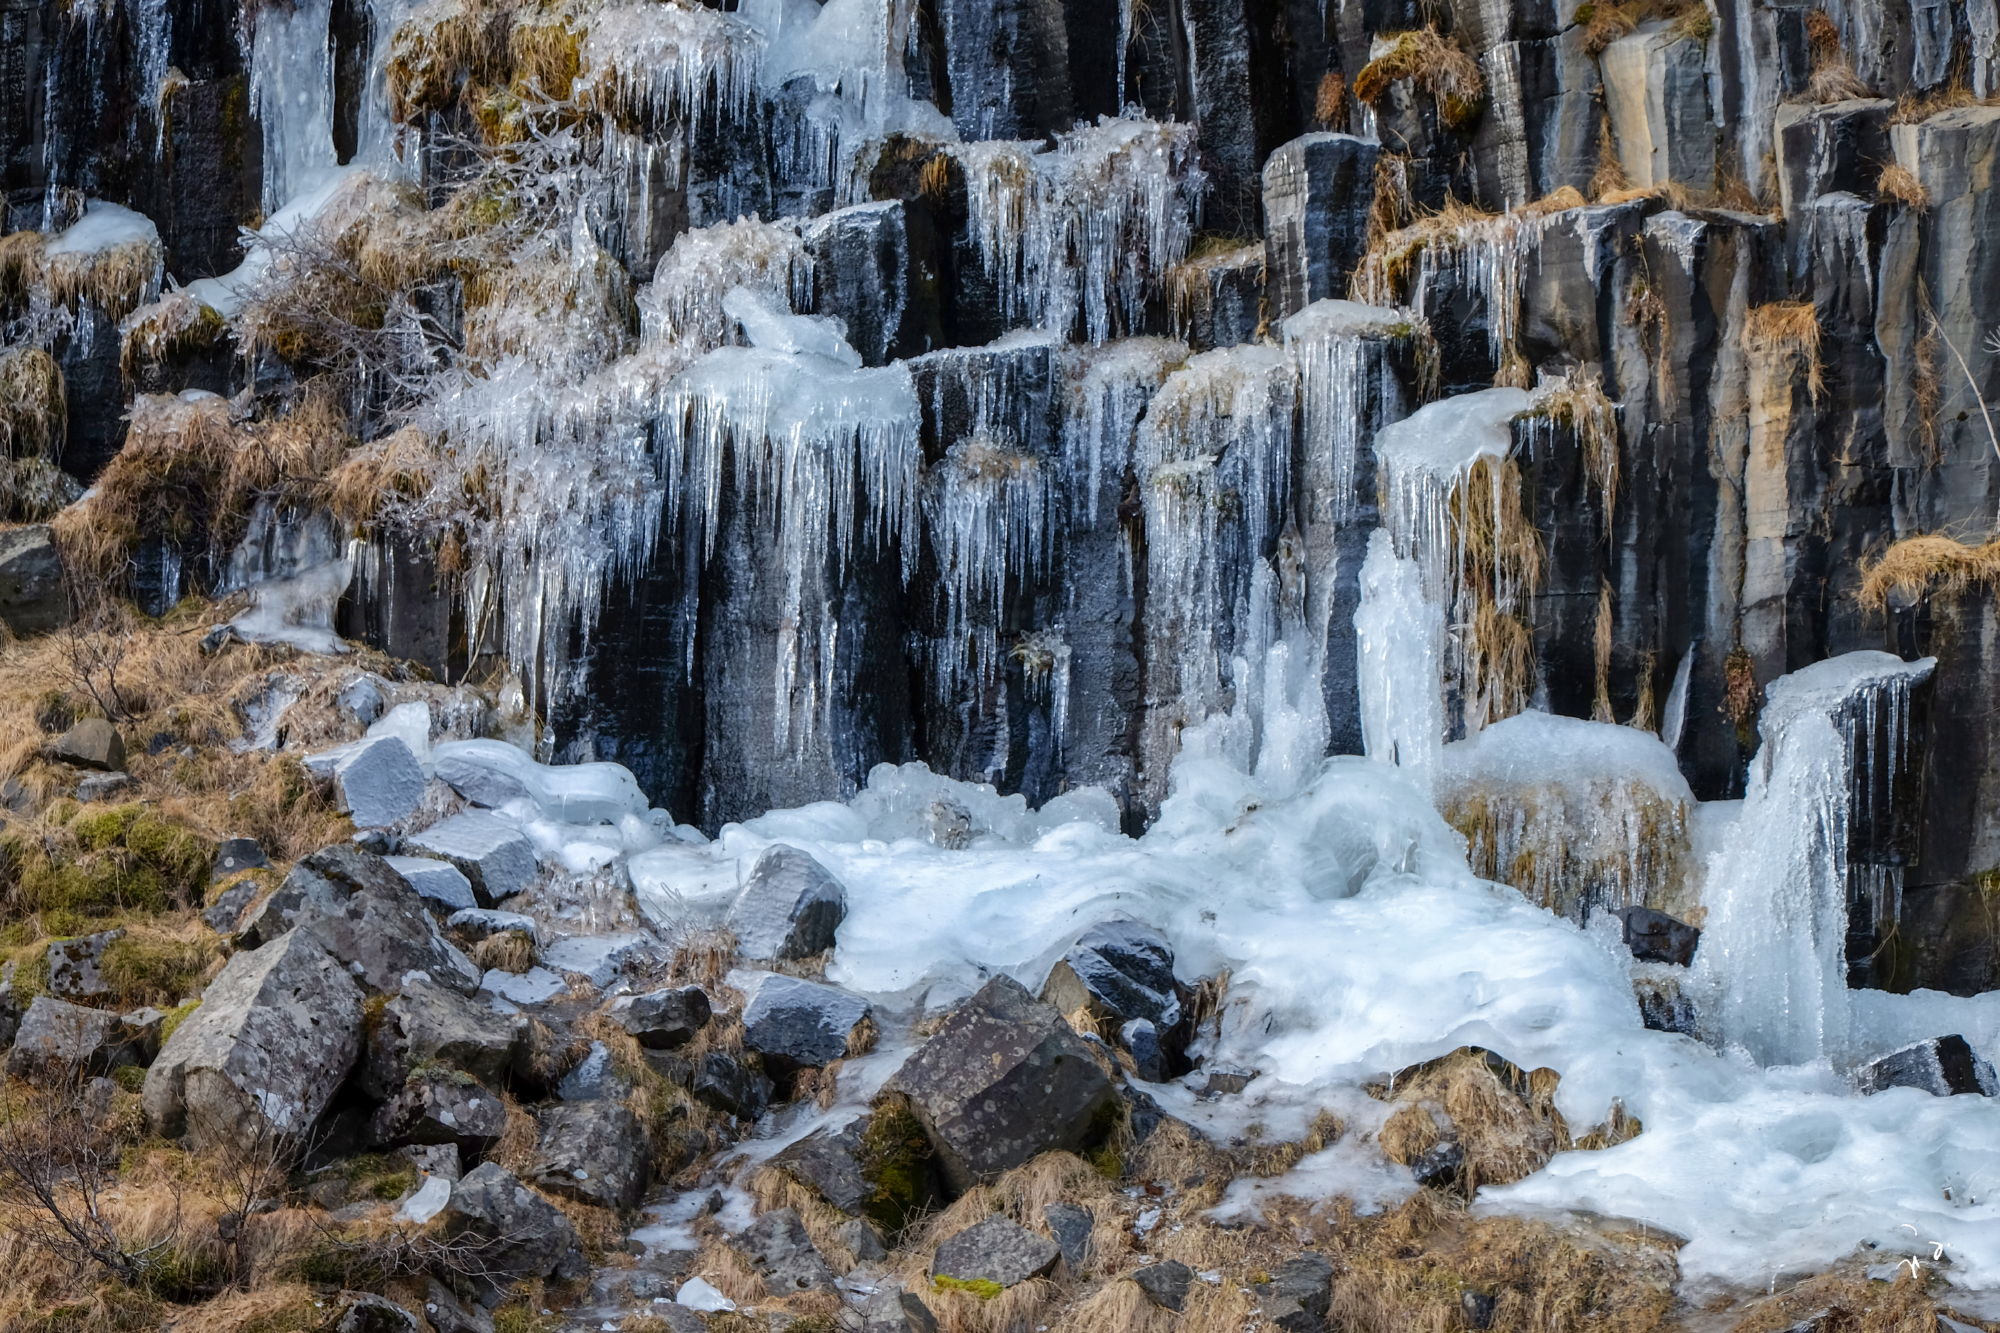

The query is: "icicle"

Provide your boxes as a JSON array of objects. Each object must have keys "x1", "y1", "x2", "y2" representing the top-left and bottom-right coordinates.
[
  {"x1": 583, "y1": 1, "x2": 764, "y2": 136},
  {"x1": 924, "y1": 434, "x2": 1053, "y2": 699},
  {"x1": 1693, "y1": 651, "x2": 1936, "y2": 1067},
  {"x1": 249, "y1": 0, "x2": 340, "y2": 214},
  {"x1": 949, "y1": 116, "x2": 1204, "y2": 344},
  {"x1": 1281, "y1": 298, "x2": 1422, "y2": 528}
]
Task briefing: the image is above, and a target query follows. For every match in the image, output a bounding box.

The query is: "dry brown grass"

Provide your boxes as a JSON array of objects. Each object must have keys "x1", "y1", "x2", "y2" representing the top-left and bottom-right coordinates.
[
  {"x1": 1877, "y1": 162, "x2": 1930, "y2": 209},
  {"x1": 1593, "y1": 579, "x2": 1617, "y2": 723},
  {"x1": 326, "y1": 425, "x2": 439, "y2": 524},
  {"x1": 1859, "y1": 533, "x2": 2000, "y2": 609},
  {"x1": 1590, "y1": 112, "x2": 1633, "y2": 200},
  {"x1": 1371, "y1": 1049, "x2": 1578, "y2": 1193},
  {"x1": 118, "y1": 292, "x2": 231, "y2": 384},
  {"x1": 0, "y1": 346, "x2": 66, "y2": 464},
  {"x1": 1452, "y1": 456, "x2": 1542, "y2": 727},
  {"x1": 1744, "y1": 300, "x2": 1825, "y2": 404},
  {"x1": 0, "y1": 231, "x2": 46, "y2": 319},
  {"x1": 42, "y1": 241, "x2": 162, "y2": 324},
  {"x1": 1315, "y1": 70, "x2": 1349, "y2": 132},
  {"x1": 1890, "y1": 81, "x2": 1983, "y2": 125},
  {"x1": 1806, "y1": 59, "x2": 1875, "y2": 103},
  {"x1": 1580, "y1": 0, "x2": 1713, "y2": 56},
  {"x1": 1352, "y1": 26, "x2": 1486, "y2": 129}
]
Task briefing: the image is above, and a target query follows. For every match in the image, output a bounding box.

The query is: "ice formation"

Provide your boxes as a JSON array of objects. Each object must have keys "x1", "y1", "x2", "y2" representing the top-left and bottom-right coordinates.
[{"x1": 950, "y1": 117, "x2": 1205, "y2": 344}]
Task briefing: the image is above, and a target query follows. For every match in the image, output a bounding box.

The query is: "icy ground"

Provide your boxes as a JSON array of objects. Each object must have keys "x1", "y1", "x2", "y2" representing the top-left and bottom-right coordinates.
[{"x1": 422, "y1": 706, "x2": 2000, "y2": 1301}]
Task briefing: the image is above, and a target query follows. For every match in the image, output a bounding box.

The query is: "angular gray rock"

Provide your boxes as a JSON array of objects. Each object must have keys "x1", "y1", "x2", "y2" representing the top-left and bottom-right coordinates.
[
  {"x1": 408, "y1": 812, "x2": 539, "y2": 906},
  {"x1": 387, "y1": 855, "x2": 477, "y2": 911},
  {"x1": 1120, "y1": 1018, "x2": 1163, "y2": 1082},
  {"x1": 143, "y1": 927, "x2": 364, "y2": 1146},
  {"x1": 46, "y1": 927, "x2": 124, "y2": 999},
  {"x1": 441, "y1": 1162, "x2": 587, "y2": 1288},
  {"x1": 770, "y1": 1116, "x2": 873, "y2": 1215},
  {"x1": 1858, "y1": 1036, "x2": 2000, "y2": 1098},
  {"x1": 611, "y1": 985, "x2": 712, "y2": 1050},
  {"x1": 887, "y1": 975, "x2": 1116, "y2": 1193},
  {"x1": 557, "y1": 1040, "x2": 635, "y2": 1102},
  {"x1": 1252, "y1": 1254, "x2": 1334, "y2": 1333},
  {"x1": 735, "y1": 1207, "x2": 836, "y2": 1295},
  {"x1": 861, "y1": 1286, "x2": 940, "y2": 1333},
  {"x1": 211, "y1": 837, "x2": 269, "y2": 879},
  {"x1": 75, "y1": 772, "x2": 136, "y2": 802},
  {"x1": 729, "y1": 845, "x2": 847, "y2": 961},
  {"x1": 239, "y1": 847, "x2": 481, "y2": 997},
  {"x1": 1043, "y1": 1201, "x2": 1093, "y2": 1272},
  {"x1": 1039, "y1": 919, "x2": 1181, "y2": 1031},
  {"x1": 740, "y1": 972, "x2": 870, "y2": 1072},
  {"x1": 421, "y1": 1278, "x2": 495, "y2": 1333},
  {"x1": 1617, "y1": 906, "x2": 1700, "y2": 968},
  {"x1": 0, "y1": 525, "x2": 69, "y2": 636},
  {"x1": 692, "y1": 1050, "x2": 770, "y2": 1119},
  {"x1": 529, "y1": 1099, "x2": 651, "y2": 1211},
  {"x1": 369, "y1": 1068, "x2": 508, "y2": 1155},
  {"x1": 334, "y1": 1293, "x2": 421, "y2": 1333},
  {"x1": 931, "y1": 1213, "x2": 1060, "y2": 1288},
  {"x1": 1133, "y1": 1259, "x2": 1193, "y2": 1311},
  {"x1": 361, "y1": 971, "x2": 521, "y2": 1100},
  {"x1": 53, "y1": 718, "x2": 124, "y2": 772},
  {"x1": 304, "y1": 734, "x2": 426, "y2": 829},
  {"x1": 1410, "y1": 1139, "x2": 1465, "y2": 1191},
  {"x1": 4, "y1": 996, "x2": 152, "y2": 1079},
  {"x1": 1262, "y1": 134, "x2": 1379, "y2": 322},
  {"x1": 446, "y1": 908, "x2": 538, "y2": 943}
]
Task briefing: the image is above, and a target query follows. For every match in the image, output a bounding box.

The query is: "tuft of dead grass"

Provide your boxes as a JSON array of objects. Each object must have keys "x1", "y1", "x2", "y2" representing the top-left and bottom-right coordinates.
[
  {"x1": 1877, "y1": 162, "x2": 1930, "y2": 209},
  {"x1": 1859, "y1": 533, "x2": 2000, "y2": 609},
  {"x1": 1744, "y1": 300, "x2": 1825, "y2": 404},
  {"x1": 1352, "y1": 26, "x2": 1486, "y2": 129},
  {"x1": 1314, "y1": 70, "x2": 1349, "y2": 132}
]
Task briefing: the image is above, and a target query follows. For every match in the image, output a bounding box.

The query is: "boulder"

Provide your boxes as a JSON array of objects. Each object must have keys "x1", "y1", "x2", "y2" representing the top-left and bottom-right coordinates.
[
  {"x1": 770, "y1": 1117, "x2": 874, "y2": 1215},
  {"x1": 729, "y1": 845, "x2": 847, "y2": 961},
  {"x1": 692, "y1": 1050, "x2": 771, "y2": 1119},
  {"x1": 143, "y1": 927, "x2": 364, "y2": 1146},
  {"x1": 441, "y1": 1163, "x2": 587, "y2": 1290},
  {"x1": 201, "y1": 880, "x2": 258, "y2": 936},
  {"x1": 304, "y1": 735, "x2": 426, "y2": 829},
  {"x1": 210, "y1": 836, "x2": 269, "y2": 880},
  {"x1": 1251, "y1": 1254, "x2": 1334, "y2": 1333},
  {"x1": 360, "y1": 971, "x2": 521, "y2": 1100},
  {"x1": 54, "y1": 718, "x2": 124, "y2": 772},
  {"x1": 740, "y1": 972, "x2": 870, "y2": 1073},
  {"x1": 862, "y1": 1287, "x2": 940, "y2": 1333},
  {"x1": 1040, "y1": 919, "x2": 1181, "y2": 1031},
  {"x1": 1857, "y1": 1036, "x2": 2000, "y2": 1097},
  {"x1": 734, "y1": 1207, "x2": 836, "y2": 1295},
  {"x1": 1043, "y1": 1201, "x2": 1093, "y2": 1272},
  {"x1": 4, "y1": 996, "x2": 152, "y2": 1079},
  {"x1": 530, "y1": 1099, "x2": 651, "y2": 1211},
  {"x1": 446, "y1": 908, "x2": 538, "y2": 943},
  {"x1": 537, "y1": 931, "x2": 649, "y2": 987},
  {"x1": 408, "y1": 812, "x2": 539, "y2": 906},
  {"x1": 931, "y1": 1213, "x2": 1060, "y2": 1288},
  {"x1": 480, "y1": 967, "x2": 566, "y2": 1008},
  {"x1": 611, "y1": 985, "x2": 712, "y2": 1050},
  {"x1": 1133, "y1": 1259, "x2": 1193, "y2": 1311},
  {"x1": 240, "y1": 848, "x2": 481, "y2": 997},
  {"x1": 369, "y1": 1068, "x2": 508, "y2": 1155},
  {"x1": 420, "y1": 1278, "x2": 494, "y2": 1333},
  {"x1": 0, "y1": 525, "x2": 69, "y2": 635},
  {"x1": 557, "y1": 1041, "x2": 635, "y2": 1102},
  {"x1": 334, "y1": 1293, "x2": 421, "y2": 1333},
  {"x1": 1261, "y1": 134, "x2": 1378, "y2": 322},
  {"x1": 386, "y1": 856, "x2": 477, "y2": 912},
  {"x1": 1462, "y1": 1289, "x2": 1497, "y2": 1330},
  {"x1": 1617, "y1": 907, "x2": 1700, "y2": 968},
  {"x1": 888, "y1": 975, "x2": 1117, "y2": 1193},
  {"x1": 46, "y1": 927, "x2": 124, "y2": 999},
  {"x1": 1409, "y1": 1139, "x2": 1465, "y2": 1191}
]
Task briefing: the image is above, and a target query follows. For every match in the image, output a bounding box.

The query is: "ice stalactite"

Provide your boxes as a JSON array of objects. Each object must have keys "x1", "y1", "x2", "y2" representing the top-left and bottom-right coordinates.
[
  {"x1": 1354, "y1": 530, "x2": 1446, "y2": 794},
  {"x1": 924, "y1": 434, "x2": 1054, "y2": 699},
  {"x1": 1136, "y1": 344, "x2": 1299, "y2": 797},
  {"x1": 1352, "y1": 210, "x2": 1557, "y2": 377},
  {"x1": 640, "y1": 217, "x2": 815, "y2": 353},
  {"x1": 583, "y1": 1, "x2": 765, "y2": 133},
  {"x1": 951, "y1": 116, "x2": 1204, "y2": 345},
  {"x1": 1693, "y1": 651, "x2": 1934, "y2": 1068},
  {"x1": 250, "y1": 0, "x2": 340, "y2": 214},
  {"x1": 746, "y1": 0, "x2": 955, "y2": 211},
  {"x1": 658, "y1": 287, "x2": 922, "y2": 755},
  {"x1": 1366, "y1": 385, "x2": 1537, "y2": 751},
  {"x1": 1283, "y1": 299, "x2": 1422, "y2": 530}
]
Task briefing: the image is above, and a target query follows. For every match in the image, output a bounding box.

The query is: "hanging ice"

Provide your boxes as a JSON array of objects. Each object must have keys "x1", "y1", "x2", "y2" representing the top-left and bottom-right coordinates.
[
  {"x1": 1693, "y1": 650, "x2": 1934, "y2": 1067},
  {"x1": 249, "y1": 0, "x2": 339, "y2": 214}
]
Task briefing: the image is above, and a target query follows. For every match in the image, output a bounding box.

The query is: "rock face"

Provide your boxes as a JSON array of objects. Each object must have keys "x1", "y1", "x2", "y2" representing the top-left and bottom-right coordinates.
[
  {"x1": 931, "y1": 1213, "x2": 1060, "y2": 1288},
  {"x1": 734, "y1": 1207, "x2": 837, "y2": 1296},
  {"x1": 740, "y1": 972, "x2": 871, "y2": 1073},
  {"x1": 408, "y1": 812, "x2": 539, "y2": 906},
  {"x1": 0, "y1": 525, "x2": 68, "y2": 635},
  {"x1": 729, "y1": 845, "x2": 848, "y2": 961},
  {"x1": 143, "y1": 928, "x2": 364, "y2": 1146},
  {"x1": 886, "y1": 975, "x2": 1117, "y2": 1194},
  {"x1": 611, "y1": 985, "x2": 712, "y2": 1049},
  {"x1": 529, "y1": 1100, "x2": 651, "y2": 1211},
  {"x1": 54, "y1": 719, "x2": 124, "y2": 772},
  {"x1": 369, "y1": 1069, "x2": 508, "y2": 1156},
  {"x1": 1858, "y1": 1035, "x2": 2000, "y2": 1098},
  {"x1": 441, "y1": 1163, "x2": 588, "y2": 1289},
  {"x1": 1262, "y1": 135, "x2": 1378, "y2": 321},
  {"x1": 303, "y1": 735, "x2": 426, "y2": 829}
]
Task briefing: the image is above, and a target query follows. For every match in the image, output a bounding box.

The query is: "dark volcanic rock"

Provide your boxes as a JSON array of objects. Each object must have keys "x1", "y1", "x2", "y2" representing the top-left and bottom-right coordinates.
[
  {"x1": 1617, "y1": 906, "x2": 1701, "y2": 968},
  {"x1": 1251, "y1": 1253, "x2": 1334, "y2": 1333},
  {"x1": 730, "y1": 845, "x2": 848, "y2": 961},
  {"x1": 740, "y1": 972, "x2": 871, "y2": 1073},
  {"x1": 735, "y1": 1207, "x2": 836, "y2": 1295},
  {"x1": 611, "y1": 985, "x2": 712, "y2": 1050},
  {"x1": 931, "y1": 1213, "x2": 1060, "y2": 1288},
  {"x1": 441, "y1": 1163, "x2": 587, "y2": 1288},
  {"x1": 1133, "y1": 1259, "x2": 1193, "y2": 1311},
  {"x1": 529, "y1": 1099, "x2": 651, "y2": 1211},
  {"x1": 1857, "y1": 1036, "x2": 2000, "y2": 1098}
]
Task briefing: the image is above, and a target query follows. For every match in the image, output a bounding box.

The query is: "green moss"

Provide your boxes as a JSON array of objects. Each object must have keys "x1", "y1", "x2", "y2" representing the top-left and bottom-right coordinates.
[
  {"x1": 860, "y1": 1096, "x2": 937, "y2": 1239},
  {"x1": 99, "y1": 933, "x2": 215, "y2": 1007},
  {"x1": 1573, "y1": 3, "x2": 1595, "y2": 20},
  {"x1": 931, "y1": 1275, "x2": 1004, "y2": 1300},
  {"x1": 111, "y1": 1064, "x2": 148, "y2": 1093},
  {"x1": 5, "y1": 810, "x2": 216, "y2": 920},
  {"x1": 70, "y1": 804, "x2": 142, "y2": 852},
  {"x1": 138, "y1": 1244, "x2": 229, "y2": 1303},
  {"x1": 158, "y1": 999, "x2": 200, "y2": 1044}
]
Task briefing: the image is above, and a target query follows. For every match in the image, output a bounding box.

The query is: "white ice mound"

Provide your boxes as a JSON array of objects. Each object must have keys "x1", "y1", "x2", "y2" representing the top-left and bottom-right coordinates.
[
  {"x1": 431, "y1": 739, "x2": 647, "y2": 825},
  {"x1": 723, "y1": 284, "x2": 861, "y2": 367}
]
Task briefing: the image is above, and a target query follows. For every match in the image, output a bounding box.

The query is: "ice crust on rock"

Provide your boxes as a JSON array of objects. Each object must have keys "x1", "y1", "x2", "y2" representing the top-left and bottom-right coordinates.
[{"x1": 431, "y1": 740, "x2": 648, "y2": 825}]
